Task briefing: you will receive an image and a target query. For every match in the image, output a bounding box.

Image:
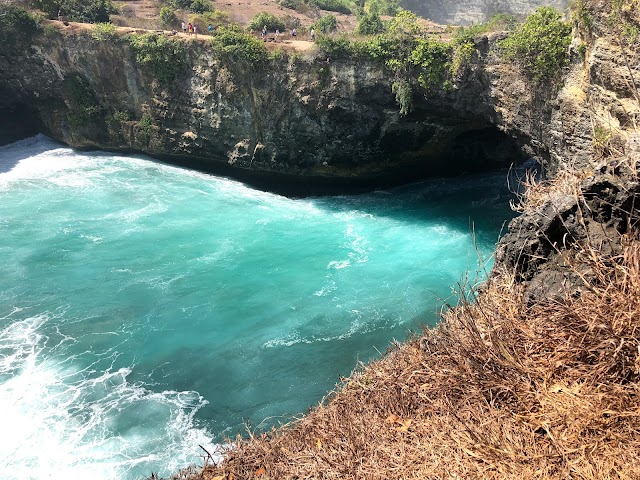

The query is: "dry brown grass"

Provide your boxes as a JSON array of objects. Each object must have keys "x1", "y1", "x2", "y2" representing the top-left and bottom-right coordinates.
[{"x1": 173, "y1": 227, "x2": 640, "y2": 479}]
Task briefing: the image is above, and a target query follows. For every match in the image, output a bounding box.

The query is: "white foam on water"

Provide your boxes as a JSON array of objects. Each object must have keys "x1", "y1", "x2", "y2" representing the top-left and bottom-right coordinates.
[{"x1": 0, "y1": 311, "x2": 217, "y2": 480}]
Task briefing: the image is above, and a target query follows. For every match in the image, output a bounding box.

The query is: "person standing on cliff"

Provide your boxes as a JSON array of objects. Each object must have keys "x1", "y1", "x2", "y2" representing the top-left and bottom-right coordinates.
[
  {"x1": 182, "y1": 21, "x2": 186, "y2": 34},
  {"x1": 262, "y1": 25, "x2": 267, "y2": 38},
  {"x1": 310, "y1": 28, "x2": 315, "y2": 41}
]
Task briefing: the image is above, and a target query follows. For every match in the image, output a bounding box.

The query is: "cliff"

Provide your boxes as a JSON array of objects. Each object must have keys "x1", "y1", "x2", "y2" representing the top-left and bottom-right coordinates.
[
  {"x1": 1, "y1": 13, "x2": 637, "y2": 195},
  {"x1": 401, "y1": 0, "x2": 568, "y2": 25},
  {"x1": 0, "y1": 28, "x2": 518, "y2": 193}
]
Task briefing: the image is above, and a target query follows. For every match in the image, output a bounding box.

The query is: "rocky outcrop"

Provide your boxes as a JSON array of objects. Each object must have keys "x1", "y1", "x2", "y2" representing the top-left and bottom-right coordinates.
[{"x1": 494, "y1": 152, "x2": 640, "y2": 302}]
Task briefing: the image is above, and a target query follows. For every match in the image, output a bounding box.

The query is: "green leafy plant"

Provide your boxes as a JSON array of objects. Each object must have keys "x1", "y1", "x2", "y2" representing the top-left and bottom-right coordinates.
[
  {"x1": 210, "y1": 25, "x2": 269, "y2": 63},
  {"x1": 0, "y1": 6, "x2": 40, "y2": 54},
  {"x1": 111, "y1": 110, "x2": 130, "y2": 122},
  {"x1": 138, "y1": 113, "x2": 154, "y2": 142},
  {"x1": 315, "y1": 35, "x2": 356, "y2": 57},
  {"x1": 91, "y1": 22, "x2": 118, "y2": 41},
  {"x1": 577, "y1": 42, "x2": 587, "y2": 60},
  {"x1": 312, "y1": 14, "x2": 338, "y2": 33},
  {"x1": 384, "y1": 9, "x2": 420, "y2": 35},
  {"x1": 571, "y1": 0, "x2": 594, "y2": 36},
  {"x1": 356, "y1": 12, "x2": 384, "y2": 35},
  {"x1": 64, "y1": 73, "x2": 101, "y2": 127},
  {"x1": 33, "y1": 0, "x2": 115, "y2": 22},
  {"x1": 499, "y1": 7, "x2": 571, "y2": 81},
  {"x1": 128, "y1": 33, "x2": 186, "y2": 84},
  {"x1": 248, "y1": 12, "x2": 286, "y2": 32},
  {"x1": 42, "y1": 23, "x2": 60, "y2": 37},
  {"x1": 159, "y1": 6, "x2": 177, "y2": 27},
  {"x1": 365, "y1": 0, "x2": 399, "y2": 16},
  {"x1": 410, "y1": 37, "x2": 451, "y2": 90},
  {"x1": 309, "y1": 0, "x2": 352, "y2": 14},
  {"x1": 189, "y1": 0, "x2": 212, "y2": 13},
  {"x1": 392, "y1": 79, "x2": 412, "y2": 115},
  {"x1": 450, "y1": 40, "x2": 474, "y2": 76}
]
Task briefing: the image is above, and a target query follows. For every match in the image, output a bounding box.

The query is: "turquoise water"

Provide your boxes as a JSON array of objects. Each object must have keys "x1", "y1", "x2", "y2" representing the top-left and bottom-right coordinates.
[{"x1": 0, "y1": 135, "x2": 516, "y2": 479}]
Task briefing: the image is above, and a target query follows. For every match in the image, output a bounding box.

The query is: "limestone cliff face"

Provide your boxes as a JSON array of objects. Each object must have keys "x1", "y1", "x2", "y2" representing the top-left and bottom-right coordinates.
[
  {"x1": 0, "y1": 14, "x2": 637, "y2": 194},
  {"x1": 491, "y1": 0, "x2": 640, "y2": 295},
  {"x1": 0, "y1": 33, "x2": 524, "y2": 192},
  {"x1": 400, "y1": 0, "x2": 569, "y2": 25}
]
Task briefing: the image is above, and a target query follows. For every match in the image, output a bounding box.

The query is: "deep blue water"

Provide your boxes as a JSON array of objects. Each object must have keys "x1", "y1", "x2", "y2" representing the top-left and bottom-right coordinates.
[{"x1": 0, "y1": 135, "x2": 517, "y2": 479}]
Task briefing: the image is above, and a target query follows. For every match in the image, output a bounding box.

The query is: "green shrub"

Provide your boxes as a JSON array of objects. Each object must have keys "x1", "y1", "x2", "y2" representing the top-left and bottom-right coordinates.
[
  {"x1": 189, "y1": 10, "x2": 229, "y2": 32},
  {"x1": 392, "y1": 80, "x2": 412, "y2": 115},
  {"x1": 315, "y1": 34, "x2": 354, "y2": 57},
  {"x1": 64, "y1": 73, "x2": 101, "y2": 127},
  {"x1": 384, "y1": 9, "x2": 420, "y2": 35},
  {"x1": 356, "y1": 12, "x2": 384, "y2": 35},
  {"x1": 111, "y1": 110, "x2": 130, "y2": 122},
  {"x1": 577, "y1": 42, "x2": 587, "y2": 60},
  {"x1": 91, "y1": 22, "x2": 118, "y2": 41},
  {"x1": 128, "y1": 33, "x2": 186, "y2": 84},
  {"x1": 409, "y1": 37, "x2": 451, "y2": 90},
  {"x1": 138, "y1": 113, "x2": 154, "y2": 142},
  {"x1": 42, "y1": 23, "x2": 60, "y2": 37},
  {"x1": 0, "y1": 6, "x2": 40, "y2": 54},
  {"x1": 310, "y1": 0, "x2": 352, "y2": 14},
  {"x1": 210, "y1": 25, "x2": 269, "y2": 62},
  {"x1": 248, "y1": 11, "x2": 286, "y2": 32},
  {"x1": 312, "y1": 14, "x2": 338, "y2": 33},
  {"x1": 572, "y1": 0, "x2": 593, "y2": 35},
  {"x1": 33, "y1": 0, "x2": 115, "y2": 22},
  {"x1": 499, "y1": 7, "x2": 571, "y2": 81},
  {"x1": 450, "y1": 40, "x2": 474, "y2": 76},
  {"x1": 354, "y1": 32, "x2": 416, "y2": 71},
  {"x1": 189, "y1": 0, "x2": 212, "y2": 13},
  {"x1": 365, "y1": 0, "x2": 399, "y2": 16},
  {"x1": 159, "y1": 6, "x2": 177, "y2": 27}
]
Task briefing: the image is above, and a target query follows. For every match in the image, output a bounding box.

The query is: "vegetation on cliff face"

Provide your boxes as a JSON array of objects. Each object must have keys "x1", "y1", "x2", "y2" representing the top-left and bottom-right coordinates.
[
  {"x1": 32, "y1": 0, "x2": 114, "y2": 22},
  {"x1": 63, "y1": 73, "x2": 101, "y2": 127},
  {"x1": 0, "y1": 6, "x2": 40, "y2": 54},
  {"x1": 499, "y1": 7, "x2": 572, "y2": 81},
  {"x1": 209, "y1": 26, "x2": 269, "y2": 63},
  {"x1": 128, "y1": 33, "x2": 186, "y2": 85}
]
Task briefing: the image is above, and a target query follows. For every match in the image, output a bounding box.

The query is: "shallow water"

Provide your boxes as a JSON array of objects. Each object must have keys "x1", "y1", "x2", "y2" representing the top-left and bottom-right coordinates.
[{"x1": 0, "y1": 135, "x2": 517, "y2": 479}]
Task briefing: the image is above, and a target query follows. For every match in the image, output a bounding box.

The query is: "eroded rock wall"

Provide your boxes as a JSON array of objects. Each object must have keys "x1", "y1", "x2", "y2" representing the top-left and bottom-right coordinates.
[
  {"x1": 0, "y1": 33, "x2": 525, "y2": 192},
  {"x1": 401, "y1": 0, "x2": 569, "y2": 25}
]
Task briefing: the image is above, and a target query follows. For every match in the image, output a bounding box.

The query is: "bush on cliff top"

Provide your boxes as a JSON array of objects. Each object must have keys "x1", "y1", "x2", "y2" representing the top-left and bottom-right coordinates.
[
  {"x1": 210, "y1": 25, "x2": 269, "y2": 63},
  {"x1": 33, "y1": 0, "x2": 115, "y2": 22},
  {"x1": 128, "y1": 33, "x2": 186, "y2": 85},
  {"x1": 312, "y1": 14, "x2": 338, "y2": 33},
  {"x1": 0, "y1": 6, "x2": 40, "y2": 54},
  {"x1": 356, "y1": 12, "x2": 384, "y2": 35},
  {"x1": 499, "y1": 7, "x2": 571, "y2": 81},
  {"x1": 248, "y1": 12, "x2": 285, "y2": 32}
]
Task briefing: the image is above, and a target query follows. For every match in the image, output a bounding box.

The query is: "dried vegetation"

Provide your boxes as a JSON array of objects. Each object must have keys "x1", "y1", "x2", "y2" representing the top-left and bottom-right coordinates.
[{"x1": 173, "y1": 165, "x2": 640, "y2": 479}]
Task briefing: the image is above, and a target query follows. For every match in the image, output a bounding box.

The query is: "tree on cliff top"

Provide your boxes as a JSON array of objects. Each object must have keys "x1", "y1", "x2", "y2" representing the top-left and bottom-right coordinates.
[
  {"x1": 32, "y1": 0, "x2": 114, "y2": 22},
  {"x1": 500, "y1": 6, "x2": 571, "y2": 81}
]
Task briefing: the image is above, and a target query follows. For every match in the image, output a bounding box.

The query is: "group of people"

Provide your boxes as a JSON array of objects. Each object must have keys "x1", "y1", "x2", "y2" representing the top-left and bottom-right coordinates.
[
  {"x1": 179, "y1": 21, "x2": 217, "y2": 37},
  {"x1": 260, "y1": 25, "x2": 315, "y2": 41},
  {"x1": 181, "y1": 21, "x2": 198, "y2": 36}
]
